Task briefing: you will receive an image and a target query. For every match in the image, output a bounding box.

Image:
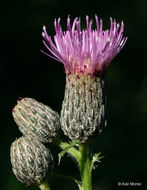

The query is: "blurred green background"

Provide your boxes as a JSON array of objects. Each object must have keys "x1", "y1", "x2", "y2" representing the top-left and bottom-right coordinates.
[{"x1": 0, "y1": 0, "x2": 147, "y2": 189}]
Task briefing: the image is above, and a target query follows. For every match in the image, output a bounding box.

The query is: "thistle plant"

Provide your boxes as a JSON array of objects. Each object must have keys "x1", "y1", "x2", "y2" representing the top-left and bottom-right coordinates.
[{"x1": 10, "y1": 15, "x2": 127, "y2": 190}]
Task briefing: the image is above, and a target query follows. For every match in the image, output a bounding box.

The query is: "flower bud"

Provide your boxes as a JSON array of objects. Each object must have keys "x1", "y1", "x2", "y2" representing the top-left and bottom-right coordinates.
[
  {"x1": 12, "y1": 98, "x2": 60, "y2": 143},
  {"x1": 10, "y1": 136, "x2": 54, "y2": 185},
  {"x1": 60, "y1": 74, "x2": 107, "y2": 142}
]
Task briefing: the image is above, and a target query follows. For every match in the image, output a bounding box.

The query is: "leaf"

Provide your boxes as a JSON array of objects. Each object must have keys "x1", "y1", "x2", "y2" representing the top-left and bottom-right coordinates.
[
  {"x1": 91, "y1": 152, "x2": 104, "y2": 170},
  {"x1": 58, "y1": 140, "x2": 79, "y2": 165}
]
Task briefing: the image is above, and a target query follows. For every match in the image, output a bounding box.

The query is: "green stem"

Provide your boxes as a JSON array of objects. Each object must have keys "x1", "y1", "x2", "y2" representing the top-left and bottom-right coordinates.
[
  {"x1": 39, "y1": 181, "x2": 51, "y2": 190},
  {"x1": 79, "y1": 143, "x2": 92, "y2": 190}
]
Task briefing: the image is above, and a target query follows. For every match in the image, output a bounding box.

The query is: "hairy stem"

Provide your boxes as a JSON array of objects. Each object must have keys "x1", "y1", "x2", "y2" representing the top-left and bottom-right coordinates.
[{"x1": 79, "y1": 143, "x2": 92, "y2": 190}]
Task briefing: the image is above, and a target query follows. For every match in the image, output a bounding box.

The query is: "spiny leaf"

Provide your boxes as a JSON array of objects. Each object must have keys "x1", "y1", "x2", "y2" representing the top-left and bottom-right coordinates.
[
  {"x1": 91, "y1": 152, "x2": 104, "y2": 170},
  {"x1": 58, "y1": 140, "x2": 79, "y2": 165}
]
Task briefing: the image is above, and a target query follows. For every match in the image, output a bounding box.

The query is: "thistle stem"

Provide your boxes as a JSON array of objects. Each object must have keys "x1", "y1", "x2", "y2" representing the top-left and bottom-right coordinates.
[
  {"x1": 39, "y1": 181, "x2": 52, "y2": 190},
  {"x1": 79, "y1": 143, "x2": 92, "y2": 190}
]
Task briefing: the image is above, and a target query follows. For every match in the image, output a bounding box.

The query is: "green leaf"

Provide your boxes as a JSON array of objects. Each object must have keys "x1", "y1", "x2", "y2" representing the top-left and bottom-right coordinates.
[
  {"x1": 91, "y1": 152, "x2": 104, "y2": 170},
  {"x1": 58, "y1": 140, "x2": 80, "y2": 165}
]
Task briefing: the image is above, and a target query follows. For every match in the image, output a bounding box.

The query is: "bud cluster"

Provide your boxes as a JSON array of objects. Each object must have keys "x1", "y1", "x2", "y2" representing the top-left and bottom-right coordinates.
[{"x1": 11, "y1": 98, "x2": 60, "y2": 185}]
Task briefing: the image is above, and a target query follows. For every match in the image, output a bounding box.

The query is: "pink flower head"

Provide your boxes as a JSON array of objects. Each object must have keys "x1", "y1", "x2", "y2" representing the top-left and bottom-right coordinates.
[{"x1": 42, "y1": 15, "x2": 127, "y2": 76}]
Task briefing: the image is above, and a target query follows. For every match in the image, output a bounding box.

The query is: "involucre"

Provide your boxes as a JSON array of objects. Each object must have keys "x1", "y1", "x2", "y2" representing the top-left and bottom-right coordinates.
[{"x1": 60, "y1": 74, "x2": 107, "y2": 142}]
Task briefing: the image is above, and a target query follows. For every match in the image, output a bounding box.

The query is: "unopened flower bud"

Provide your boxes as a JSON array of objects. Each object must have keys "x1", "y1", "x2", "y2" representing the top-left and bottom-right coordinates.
[
  {"x1": 12, "y1": 98, "x2": 60, "y2": 143},
  {"x1": 60, "y1": 74, "x2": 107, "y2": 142},
  {"x1": 10, "y1": 136, "x2": 54, "y2": 185}
]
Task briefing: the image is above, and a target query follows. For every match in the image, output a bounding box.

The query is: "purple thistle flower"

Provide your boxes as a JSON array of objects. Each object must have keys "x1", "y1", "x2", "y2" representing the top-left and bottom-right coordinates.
[{"x1": 42, "y1": 15, "x2": 127, "y2": 76}]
